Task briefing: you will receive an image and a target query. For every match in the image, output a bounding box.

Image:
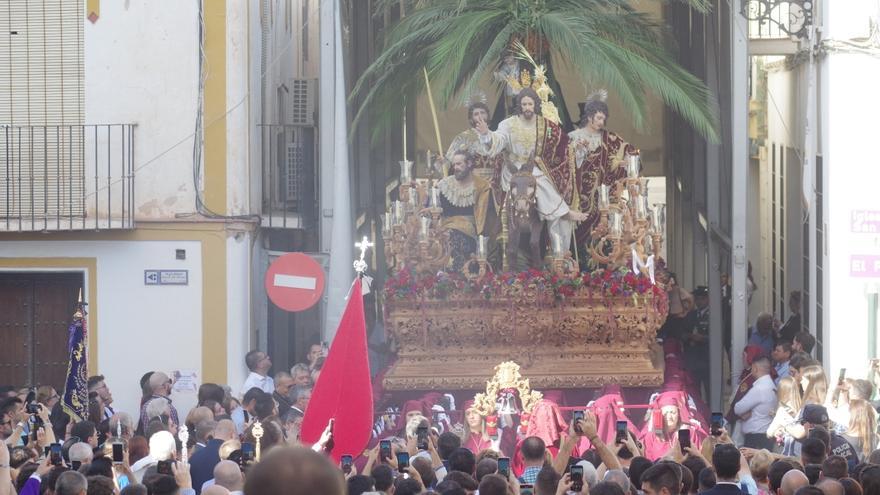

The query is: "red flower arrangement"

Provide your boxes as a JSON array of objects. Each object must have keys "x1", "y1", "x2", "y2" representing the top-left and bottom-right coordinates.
[{"x1": 384, "y1": 266, "x2": 666, "y2": 307}]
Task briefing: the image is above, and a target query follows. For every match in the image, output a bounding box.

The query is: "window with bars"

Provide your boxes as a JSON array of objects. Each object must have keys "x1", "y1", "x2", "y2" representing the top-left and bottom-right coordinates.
[{"x1": 0, "y1": 0, "x2": 85, "y2": 219}]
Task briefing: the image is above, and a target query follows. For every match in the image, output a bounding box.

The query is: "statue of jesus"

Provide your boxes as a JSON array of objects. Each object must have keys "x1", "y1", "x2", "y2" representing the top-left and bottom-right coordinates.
[{"x1": 491, "y1": 88, "x2": 587, "y2": 251}]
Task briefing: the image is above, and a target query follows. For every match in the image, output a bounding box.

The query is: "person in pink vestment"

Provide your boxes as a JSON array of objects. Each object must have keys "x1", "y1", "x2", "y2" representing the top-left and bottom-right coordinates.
[
  {"x1": 578, "y1": 384, "x2": 638, "y2": 453},
  {"x1": 461, "y1": 400, "x2": 494, "y2": 454},
  {"x1": 639, "y1": 390, "x2": 708, "y2": 460}
]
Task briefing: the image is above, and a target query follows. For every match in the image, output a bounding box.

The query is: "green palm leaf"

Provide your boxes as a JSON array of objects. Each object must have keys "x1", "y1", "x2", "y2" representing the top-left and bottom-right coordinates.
[{"x1": 354, "y1": 0, "x2": 719, "y2": 143}]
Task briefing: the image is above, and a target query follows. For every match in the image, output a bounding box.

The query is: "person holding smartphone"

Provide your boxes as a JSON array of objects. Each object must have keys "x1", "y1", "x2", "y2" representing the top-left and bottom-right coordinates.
[
  {"x1": 553, "y1": 410, "x2": 622, "y2": 477},
  {"x1": 555, "y1": 472, "x2": 589, "y2": 495},
  {"x1": 639, "y1": 392, "x2": 706, "y2": 461}
]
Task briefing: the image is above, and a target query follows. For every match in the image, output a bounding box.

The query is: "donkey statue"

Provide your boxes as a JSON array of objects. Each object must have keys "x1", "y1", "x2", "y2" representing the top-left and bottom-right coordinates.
[{"x1": 505, "y1": 165, "x2": 543, "y2": 271}]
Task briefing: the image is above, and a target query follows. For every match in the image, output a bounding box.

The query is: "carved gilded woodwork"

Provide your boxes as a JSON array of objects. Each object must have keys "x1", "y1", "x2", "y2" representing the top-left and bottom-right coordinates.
[{"x1": 382, "y1": 290, "x2": 665, "y2": 390}]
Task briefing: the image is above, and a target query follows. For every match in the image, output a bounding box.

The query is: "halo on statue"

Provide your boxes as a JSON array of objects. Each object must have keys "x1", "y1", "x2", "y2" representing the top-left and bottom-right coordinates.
[
  {"x1": 462, "y1": 89, "x2": 489, "y2": 109},
  {"x1": 586, "y1": 89, "x2": 609, "y2": 103}
]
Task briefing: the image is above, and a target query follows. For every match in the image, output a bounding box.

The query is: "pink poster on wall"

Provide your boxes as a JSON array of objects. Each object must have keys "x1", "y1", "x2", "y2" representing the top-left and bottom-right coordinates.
[{"x1": 850, "y1": 255, "x2": 880, "y2": 278}]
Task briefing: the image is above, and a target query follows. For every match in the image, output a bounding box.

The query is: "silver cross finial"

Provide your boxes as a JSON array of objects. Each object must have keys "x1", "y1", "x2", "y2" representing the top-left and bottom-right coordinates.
[{"x1": 354, "y1": 236, "x2": 374, "y2": 273}]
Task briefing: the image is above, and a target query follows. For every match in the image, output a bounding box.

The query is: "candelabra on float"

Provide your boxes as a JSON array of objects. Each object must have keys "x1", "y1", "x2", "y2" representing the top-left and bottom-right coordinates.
[
  {"x1": 588, "y1": 154, "x2": 665, "y2": 272},
  {"x1": 382, "y1": 159, "x2": 451, "y2": 275}
]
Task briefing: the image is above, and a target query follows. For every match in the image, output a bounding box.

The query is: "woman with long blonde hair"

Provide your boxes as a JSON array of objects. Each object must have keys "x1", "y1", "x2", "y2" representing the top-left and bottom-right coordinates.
[
  {"x1": 800, "y1": 365, "x2": 828, "y2": 406},
  {"x1": 767, "y1": 377, "x2": 803, "y2": 455},
  {"x1": 842, "y1": 399, "x2": 879, "y2": 461}
]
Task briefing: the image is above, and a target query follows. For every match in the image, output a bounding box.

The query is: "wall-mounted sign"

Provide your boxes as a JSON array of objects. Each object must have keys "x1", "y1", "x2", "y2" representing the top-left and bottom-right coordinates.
[
  {"x1": 851, "y1": 210, "x2": 880, "y2": 233},
  {"x1": 144, "y1": 270, "x2": 189, "y2": 286},
  {"x1": 850, "y1": 255, "x2": 880, "y2": 278}
]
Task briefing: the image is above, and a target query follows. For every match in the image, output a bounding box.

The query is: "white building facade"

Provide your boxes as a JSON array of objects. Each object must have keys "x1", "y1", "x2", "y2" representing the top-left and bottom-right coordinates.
[{"x1": 0, "y1": 0, "x2": 258, "y2": 417}]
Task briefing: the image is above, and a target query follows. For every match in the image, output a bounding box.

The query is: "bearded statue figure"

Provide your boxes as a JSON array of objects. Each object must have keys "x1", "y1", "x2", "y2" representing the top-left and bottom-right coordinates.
[
  {"x1": 442, "y1": 99, "x2": 506, "y2": 210},
  {"x1": 433, "y1": 150, "x2": 497, "y2": 271}
]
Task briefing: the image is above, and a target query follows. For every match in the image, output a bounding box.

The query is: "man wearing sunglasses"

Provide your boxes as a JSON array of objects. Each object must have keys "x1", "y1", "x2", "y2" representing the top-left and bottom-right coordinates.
[{"x1": 140, "y1": 371, "x2": 180, "y2": 434}]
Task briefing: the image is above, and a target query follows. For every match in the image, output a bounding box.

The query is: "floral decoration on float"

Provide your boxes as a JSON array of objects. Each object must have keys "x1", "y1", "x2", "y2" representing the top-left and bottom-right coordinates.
[{"x1": 384, "y1": 266, "x2": 667, "y2": 309}]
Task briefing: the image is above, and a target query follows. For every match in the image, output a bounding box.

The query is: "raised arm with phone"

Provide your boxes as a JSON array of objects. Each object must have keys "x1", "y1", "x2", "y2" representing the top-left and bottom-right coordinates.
[{"x1": 554, "y1": 410, "x2": 621, "y2": 475}]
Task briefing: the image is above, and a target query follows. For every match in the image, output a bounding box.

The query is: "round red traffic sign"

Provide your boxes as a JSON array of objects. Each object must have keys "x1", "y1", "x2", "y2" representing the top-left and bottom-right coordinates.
[{"x1": 265, "y1": 253, "x2": 326, "y2": 312}]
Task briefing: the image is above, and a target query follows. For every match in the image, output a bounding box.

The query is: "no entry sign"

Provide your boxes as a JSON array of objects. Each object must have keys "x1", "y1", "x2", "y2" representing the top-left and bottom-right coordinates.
[{"x1": 265, "y1": 252, "x2": 325, "y2": 312}]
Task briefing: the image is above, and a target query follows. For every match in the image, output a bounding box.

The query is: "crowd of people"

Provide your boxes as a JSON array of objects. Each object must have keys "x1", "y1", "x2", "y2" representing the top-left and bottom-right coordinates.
[{"x1": 3, "y1": 307, "x2": 880, "y2": 495}]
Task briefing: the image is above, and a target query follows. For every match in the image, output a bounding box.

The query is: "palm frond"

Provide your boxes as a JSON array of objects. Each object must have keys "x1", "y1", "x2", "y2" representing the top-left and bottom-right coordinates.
[{"x1": 351, "y1": 0, "x2": 720, "y2": 143}]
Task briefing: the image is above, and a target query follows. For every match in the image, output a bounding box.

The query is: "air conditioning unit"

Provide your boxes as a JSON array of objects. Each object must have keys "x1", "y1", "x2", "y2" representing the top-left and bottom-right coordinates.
[
  {"x1": 284, "y1": 139, "x2": 304, "y2": 204},
  {"x1": 287, "y1": 78, "x2": 316, "y2": 126}
]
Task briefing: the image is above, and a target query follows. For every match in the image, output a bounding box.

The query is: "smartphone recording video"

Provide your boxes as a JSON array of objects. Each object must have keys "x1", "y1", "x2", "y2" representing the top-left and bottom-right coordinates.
[
  {"x1": 710, "y1": 412, "x2": 724, "y2": 436},
  {"x1": 416, "y1": 425, "x2": 429, "y2": 451},
  {"x1": 396, "y1": 451, "x2": 410, "y2": 473},
  {"x1": 241, "y1": 442, "x2": 256, "y2": 466},
  {"x1": 615, "y1": 420, "x2": 628, "y2": 444},
  {"x1": 49, "y1": 443, "x2": 62, "y2": 466},
  {"x1": 678, "y1": 428, "x2": 692, "y2": 450},
  {"x1": 379, "y1": 440, "x2": 392, "y2": 461},
  {"x1": 112, "y1": 443, "x2": 124, "y2": 464},
  {"x1": 498, "y1": 457, "x2": 510, "y2": 478},
  {"x1": 573, "y1": 411, "x2": 584, "y2": 434},
  {"x1": 570, "y1": 464, "x2": 584, "y2": 491}
]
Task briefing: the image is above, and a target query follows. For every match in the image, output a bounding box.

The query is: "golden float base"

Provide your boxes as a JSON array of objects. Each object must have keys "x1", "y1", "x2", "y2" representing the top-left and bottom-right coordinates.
[{"x1": 382, "y1": 292, "x2": 666, "y2": 390}]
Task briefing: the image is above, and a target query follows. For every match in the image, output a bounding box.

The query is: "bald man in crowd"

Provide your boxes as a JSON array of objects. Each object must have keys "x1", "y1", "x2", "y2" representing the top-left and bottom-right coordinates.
[
  {"x1": 191, "y1": 419, "x2": 238, "y2": 494},
  {"x1": 816, "y1": 479, "x2": 845, "y2": 495},
  {"x1": 780, "y1": 469, "x2": 810, "y2": 495},
  {"x1": 202, "y1": 486, "x2": 230, "y2": 495},
  {"x1": 214, "y1": 460, "x2": 245, "y2": 495}
]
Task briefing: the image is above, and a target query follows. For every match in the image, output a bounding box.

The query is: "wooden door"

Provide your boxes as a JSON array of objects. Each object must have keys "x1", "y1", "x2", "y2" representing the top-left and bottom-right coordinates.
[
  {"x1": 0, "y1": 272, "x2": 83, "y2": 389},
  {"x1": 0, "y1": 276, "x2": 32, "y2": 387}
]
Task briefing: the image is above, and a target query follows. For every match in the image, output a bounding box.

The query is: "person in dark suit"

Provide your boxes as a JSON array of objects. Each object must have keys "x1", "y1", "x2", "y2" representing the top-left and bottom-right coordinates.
[
  {"x1": 189, "y1": 419, "x2": 238, "y2": 494},
  {"x1": 777, "y1": 291, "x2": 802, "y2": 344},
  {"x1": 700, "y1": 444, "x2": 749, "y2": 495}
]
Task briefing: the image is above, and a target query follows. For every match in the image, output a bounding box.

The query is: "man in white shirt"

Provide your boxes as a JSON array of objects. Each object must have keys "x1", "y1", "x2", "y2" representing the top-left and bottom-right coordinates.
[
  {"x1": 239, "y1": 350, "x2": 274, "y2": 398},
  {"x1": 733, "y1": 356, "x2": 778, "y2": 450}
]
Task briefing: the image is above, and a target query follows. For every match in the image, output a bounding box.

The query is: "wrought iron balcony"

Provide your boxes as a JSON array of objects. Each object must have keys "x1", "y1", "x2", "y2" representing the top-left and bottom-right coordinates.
[
  {"x1": 260, "y1": 123, "x2": 317, "y2": 229},
  {"x1": 0, "y1": 124, "x2": 135, "y2": 232},
  {"x1": 744, "y1": 0, "x2": 814, "y2": 40}
]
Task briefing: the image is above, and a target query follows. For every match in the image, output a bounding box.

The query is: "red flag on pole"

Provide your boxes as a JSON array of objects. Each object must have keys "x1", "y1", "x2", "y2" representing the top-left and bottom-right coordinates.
[{"x1": 300, "y1": 278, "x2": 373, "y2": 462}]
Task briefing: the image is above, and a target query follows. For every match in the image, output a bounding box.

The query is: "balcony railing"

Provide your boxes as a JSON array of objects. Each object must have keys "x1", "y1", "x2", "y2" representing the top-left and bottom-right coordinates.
[
  {"x1": 0, "y1": 124, "x2": 135, "y2": 231},
  {"x1": 260, "y1": 123, "x2": 317, "y2": 229},
  {"x1": 744, "y1": 0, "x2": 813, "y2": 40}
]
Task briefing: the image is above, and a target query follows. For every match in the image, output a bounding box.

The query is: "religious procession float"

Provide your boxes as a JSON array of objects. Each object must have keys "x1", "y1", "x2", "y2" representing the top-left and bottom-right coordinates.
[
  {"x1": 351, "y1": 1, "x2": 720, "y2": 442},
  {"x1": 379, "y1": 61, "x2": 668, "y2": 392}
]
